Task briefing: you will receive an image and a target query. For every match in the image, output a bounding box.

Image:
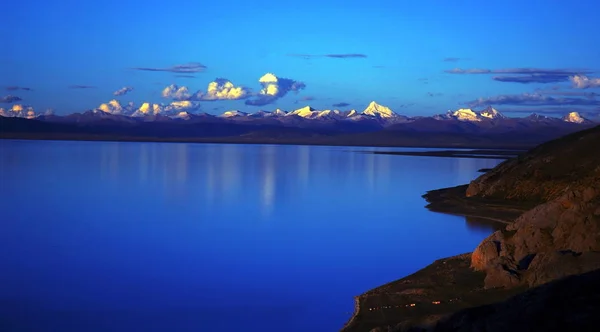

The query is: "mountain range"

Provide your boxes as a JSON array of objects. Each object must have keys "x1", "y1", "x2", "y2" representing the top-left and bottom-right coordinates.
[{"x1": 1, "y1": 101, "x2": 597, "y2": 149}]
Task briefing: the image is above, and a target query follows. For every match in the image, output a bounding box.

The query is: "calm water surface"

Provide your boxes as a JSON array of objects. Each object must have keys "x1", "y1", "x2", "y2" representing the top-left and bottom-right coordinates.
[{"x1": 0, "y1": 140, "x2": 504, "y2": 332}]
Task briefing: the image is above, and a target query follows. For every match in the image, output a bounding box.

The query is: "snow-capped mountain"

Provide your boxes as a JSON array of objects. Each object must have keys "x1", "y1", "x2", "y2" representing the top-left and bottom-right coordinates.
[
  {"x1": 362, "y1": 101, "x2": 396, "y2": 118},
  {"x1": 434, "y1": 106, "x2": 506, "y2": 122},
  {"x1": 286, "y1": 106, "x2": 319, "y2": 118},
  {"x1": 220, "y1": 110, "x2": 248, "y2": 118},
  {"x1": 479, "y1": 106, "x2": 506, "y2": 119},
  {"x1": 3, "y1": 100, "x2": 597, "y2": 134},
  {"x1": 450, "y1": 108, "x2": 482, "y2": 122}
]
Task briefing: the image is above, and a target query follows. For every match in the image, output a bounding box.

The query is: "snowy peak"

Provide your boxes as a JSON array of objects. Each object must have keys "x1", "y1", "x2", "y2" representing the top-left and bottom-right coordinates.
[
  {"x1": 479, "y1": 106, "x2": 506, "y2": 119},
  {"x1": 316, "y1": 109, "x2": 344, "y2": 119},
  {"x1": 273, "y1": 109, "x2": 287, "y2": 116},
  {"x1": 562, "y1": 112, "x2": 588, "y2": 124},
  {"x1": 287, "y1": 106, "x2": 317, "y2": 118},
  {"x1": 175, "y1": 111, "x2": 192, "y2": 120},
  {"x1": 362, "y1": 101, "x2": 396, "y2": 118},
  {"x1": 220, "y1": 110, "x2": 248, "y2": 118},
  {"x1": 132, "y1": 102, "x2": 163, "y2": 117}
]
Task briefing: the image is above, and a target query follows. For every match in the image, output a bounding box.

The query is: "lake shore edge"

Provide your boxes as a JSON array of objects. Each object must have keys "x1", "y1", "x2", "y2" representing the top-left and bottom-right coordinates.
[
  {"x1": 339, "y1": 185, "x2": 533, "y2": 331},
  {"x1": 0, "y1": 134, "x2": 536, "y2": 151}
]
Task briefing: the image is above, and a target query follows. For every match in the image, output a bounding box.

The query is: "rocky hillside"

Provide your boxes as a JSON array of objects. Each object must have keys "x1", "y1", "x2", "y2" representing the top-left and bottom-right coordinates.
[
  {"x1": 466, "y1": 125, "x2": 600, "y2": 202},
  {"x1": 343, "y1": 125, "x2": 600, "y2": 331},
  {"x1": 468, "y1": 125, "x2": 600, "y2": 289}
]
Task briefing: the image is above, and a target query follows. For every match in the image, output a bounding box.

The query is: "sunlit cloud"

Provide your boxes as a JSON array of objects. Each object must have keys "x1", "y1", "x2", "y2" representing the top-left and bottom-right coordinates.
[
  {"x1": 98, "y1": 99, "x2": 128, "y2": 114},
  {"x1": 69, "y1": 85, "x2": 96, "y2": 89},
  {"x1": 5, "y1": 86, "x2": 32, "y2": 91},
  {"x1": 333, "y1": 102, "x2": 350, "y2": 107},
  {"x1": 570, "y1": 75, "x2": 600, "y2": 89},
  {"x1": 286, "y1": 53, "x2": 367, "y2": 59},
  {"x1": 202, "y1": 78, "x2": 250, "y2": 101},
  {"x1": 0, "y1": 104, "x2": 36, "y2": 118},
  {"x1": 467, "y1": 93, "x2": 600, "y2": 108},
  {"x1": 113, "y1": 86, "x2": 133, "y2": 96},
  {"x1": 245, "y1": 73, "x2": 306, "y2": 106},
  {"x1": 1, "y1": 95, "x2": 22, "y2": 103},
  {"x1": 162, "y1": 84, "x2": 191, "y2": 100},
  {"x1": 131, "y1": 62, "x2": 206, "y2": 73},
  {"x1": 162, "y1": 79, "x2": 250, "y2": 101}
]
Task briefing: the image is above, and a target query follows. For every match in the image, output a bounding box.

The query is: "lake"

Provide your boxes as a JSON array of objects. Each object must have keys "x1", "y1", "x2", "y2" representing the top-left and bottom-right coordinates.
[{"x1": 0, "y1": 140, "x2": 504, "y2": 332}]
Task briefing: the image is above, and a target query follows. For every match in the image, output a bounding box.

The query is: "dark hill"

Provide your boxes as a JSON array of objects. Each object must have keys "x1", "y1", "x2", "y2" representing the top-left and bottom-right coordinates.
[{"x1": 343, "y1": 125, "x2": 600, "y2": 331}]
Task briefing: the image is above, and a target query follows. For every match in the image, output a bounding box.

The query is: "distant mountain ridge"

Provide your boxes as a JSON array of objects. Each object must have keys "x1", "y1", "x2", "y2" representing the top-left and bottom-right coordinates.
[
  {"x1": 1, "y1": 100, "x2": 595, "y2": 127},
  {"x1": 1, "y1": 101, "x2": 597, "y2": 149}
]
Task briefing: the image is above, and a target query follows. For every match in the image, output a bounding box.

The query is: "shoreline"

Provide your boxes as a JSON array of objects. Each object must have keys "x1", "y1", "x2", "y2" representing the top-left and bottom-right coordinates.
[
  {"x1": 340, "y1": 253, "x2": 526, "y2": 331},
  {"x1": 340, "y1": 185, "x2": 535, "y2": 331},
  {"x1": 0, "y1": 134, "x2": 537, "y2": 151},
  {"x1": 361, "y1": 149, "x2": 524, "y2": 160},
  {"x1": 422, "y1": 185, "x2": 536, "y2": 224}
]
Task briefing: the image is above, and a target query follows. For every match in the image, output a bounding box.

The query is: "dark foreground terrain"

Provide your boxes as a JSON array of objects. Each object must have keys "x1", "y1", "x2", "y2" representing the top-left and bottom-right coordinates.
[{"x1": 342, "y1": 125, "x2": 600, "y2": 331}]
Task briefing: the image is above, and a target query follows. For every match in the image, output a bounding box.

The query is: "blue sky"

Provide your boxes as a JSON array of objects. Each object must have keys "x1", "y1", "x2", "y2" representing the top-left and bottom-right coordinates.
[{"x1": 3, "y1": 0, "x2": 600, "y2": 117}]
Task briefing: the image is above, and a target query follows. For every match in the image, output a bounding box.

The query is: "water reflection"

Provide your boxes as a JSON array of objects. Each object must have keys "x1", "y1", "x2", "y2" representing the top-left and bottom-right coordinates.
[
  {"x1": 93, "y1": 143, "x2": 481, "y2": 217},
  {"x1": 298, "y1": 145, "x2": 310, "y2": 188},
  {"x1": 1, "y1": 141, "x2": 512, "y2": 332},
  {"x1": 261, "y1": 145, "x2": 277, "y2": 217}
]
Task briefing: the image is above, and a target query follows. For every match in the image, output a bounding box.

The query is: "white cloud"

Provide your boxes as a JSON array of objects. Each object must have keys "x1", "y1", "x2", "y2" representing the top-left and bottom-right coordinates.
[
  {"x1": 570, "y1": 75, "x2": 600, "y2": 89},
  {"x1": 113, "y1": 86, "x2": 134, "y2": 96}
]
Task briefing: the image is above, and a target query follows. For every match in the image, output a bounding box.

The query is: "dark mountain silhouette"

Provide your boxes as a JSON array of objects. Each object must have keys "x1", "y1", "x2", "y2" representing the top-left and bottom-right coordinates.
[{"x1": 1, "y1": 109, "x2": 596, "y2": 148}]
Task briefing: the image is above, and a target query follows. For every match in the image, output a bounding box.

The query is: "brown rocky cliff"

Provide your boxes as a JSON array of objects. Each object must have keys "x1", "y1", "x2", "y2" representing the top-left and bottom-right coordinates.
[{"x1": 468, "y1": 125, "x2": 600, "y2": 289}]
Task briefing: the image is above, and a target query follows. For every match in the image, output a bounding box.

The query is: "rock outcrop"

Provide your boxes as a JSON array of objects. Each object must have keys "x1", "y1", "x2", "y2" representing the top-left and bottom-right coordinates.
[
  {"x1": 343, "y1": 125, "x2": 600, "y2": 331},
  {"x1": 468, "y1": 125, "x2": 600, "y2": 289}
]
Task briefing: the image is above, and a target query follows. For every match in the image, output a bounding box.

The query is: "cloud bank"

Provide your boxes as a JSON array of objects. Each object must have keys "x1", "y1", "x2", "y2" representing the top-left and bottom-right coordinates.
[
  {"x1": 496, "y1": 106, "x2": 600, "y2": 116},
  {"x1": 6, "y1": 86, "x2": 32, "y2": 91},
  {"x1": 1, "y1": 95, "x2": 22, "y2": 103},
  {"x1": 333, "y1": 102, "x2": 350, "y2": 107},
  {"x1": 287, "y1": 53, "x2": 367, "y2": 59},
  {"x1": 69, "y1": 85, "x2": 96, "y2": 89},
  {"x1": 443, "y1": 57, "x2": 467, "y2": 62},
  {"x1": 446, "y1": 68, "x2": 592, "y2": 84},
  {"x1": 113, "y1": 86, "x2": 133, "y2": 96},
  {"x1": 132, "y1": 62, "x2": 206, "y2": 74},
  {"x1": 468, "y1": 93, "x2": 600, "y2": 108}
]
